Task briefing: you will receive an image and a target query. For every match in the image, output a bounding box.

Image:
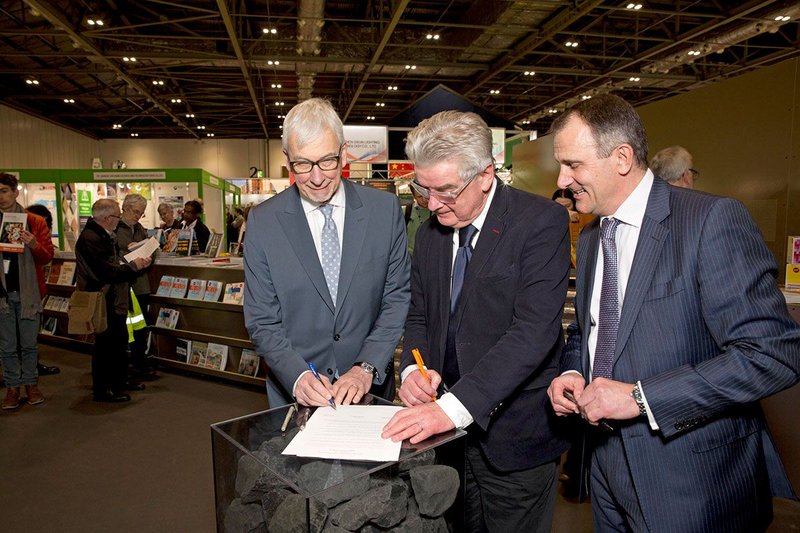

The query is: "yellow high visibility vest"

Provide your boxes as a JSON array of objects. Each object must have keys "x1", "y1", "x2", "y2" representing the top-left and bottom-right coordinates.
[{"x1": 127, "y1": 289, "x2": 147, "y2": 342}]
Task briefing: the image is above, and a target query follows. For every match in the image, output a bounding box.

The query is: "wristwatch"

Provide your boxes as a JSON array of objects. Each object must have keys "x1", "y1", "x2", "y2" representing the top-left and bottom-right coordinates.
[
  {"x1": 354, "y1": 361, "x2": 377, "y2": 377},
  {"x1": 631, "y1": 383, "x2": 647, "y2": 417}
]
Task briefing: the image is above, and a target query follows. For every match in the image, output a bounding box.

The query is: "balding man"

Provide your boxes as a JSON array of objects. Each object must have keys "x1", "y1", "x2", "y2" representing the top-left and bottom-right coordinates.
[{"x1": 649, "y1": 145, "x2": 697, "y2": 189}]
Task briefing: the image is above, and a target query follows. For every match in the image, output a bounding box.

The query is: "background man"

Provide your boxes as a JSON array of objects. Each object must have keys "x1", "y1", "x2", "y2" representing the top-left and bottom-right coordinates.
[
  {"x1": 649, "y1": 144, "x2": 697, "y2": 189},
  {"x1": 76, "y1": 199, "x2": 151, "y2": 403},
  {"x1": 405, "y1": 185, "x2": 430, "y2": 257},
  {"x1": 181, "y1": 199, "x2": 210, "y2": 252},
  {"x1": 547, "y1": 94, "x2": 800, "y2": 532},
  {"x1": 0, "y1": 172, "x2": 54, "y2": 409},
  {"x1": 382, "y1": 111, "x2": 571, "y2": 532},
  {"x1": 244, "y1": 98, "x2": 410, "y2": 408}
]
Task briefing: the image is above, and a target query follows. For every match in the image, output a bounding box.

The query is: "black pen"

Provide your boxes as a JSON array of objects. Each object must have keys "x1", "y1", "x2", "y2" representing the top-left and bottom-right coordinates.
[
  {"x1": 308, "y1": 362, "x2": 336, "y2": 409},
  {"x1": 563, "y1": 390, "x2": 614, "y2": 432}
]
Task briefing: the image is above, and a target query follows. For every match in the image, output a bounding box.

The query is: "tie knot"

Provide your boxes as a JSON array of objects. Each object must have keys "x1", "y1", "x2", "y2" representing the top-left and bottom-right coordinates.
[
  {"x1": 459, "y1": 224, "x2": 477, "y2": 248},
  {"x1": 601, "y1": 217, "x2": 619, "y2": 241},
  {"x1": 319, "y1": 204, "x2": 334, "y2": 220}
]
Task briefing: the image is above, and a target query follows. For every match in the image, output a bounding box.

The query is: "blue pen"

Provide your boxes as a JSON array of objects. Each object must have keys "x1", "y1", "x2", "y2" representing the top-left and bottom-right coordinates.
[{"x1": 308, "y1": 362, "x2": 337, "y2": 409}]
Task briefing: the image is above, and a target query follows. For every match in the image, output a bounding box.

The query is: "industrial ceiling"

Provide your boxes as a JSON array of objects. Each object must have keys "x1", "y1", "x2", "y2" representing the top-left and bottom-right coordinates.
[{"x1": 1, "y1": 0, "x2": 798, "y2": 140}]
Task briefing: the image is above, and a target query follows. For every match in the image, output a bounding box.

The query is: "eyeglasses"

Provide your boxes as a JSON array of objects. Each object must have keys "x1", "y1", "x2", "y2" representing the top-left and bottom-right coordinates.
[
  {"x1": 409, "y1": 172, "x2": 478, "y2": 205},
  {"x1": 285, "y1": 144, "x2": 345, "y2": 175},
  {"x1": 108, "y1": 214, "x2": 121, "y2": 219},
  {"x1": 126, "y1": 207, "x2": 145, "y2": 218},
  {"x1": 689, "y1": 168, "x2": 700, "y2": 178}
]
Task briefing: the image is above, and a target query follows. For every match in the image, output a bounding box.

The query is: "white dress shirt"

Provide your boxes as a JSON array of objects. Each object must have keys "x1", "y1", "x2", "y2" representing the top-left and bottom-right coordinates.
[
  {"x1": 587, "y1": 169, "x2": 658, "y2": 429},
  {"x1": 401, "y1": 179, "x2": 497, "y2": 429}
]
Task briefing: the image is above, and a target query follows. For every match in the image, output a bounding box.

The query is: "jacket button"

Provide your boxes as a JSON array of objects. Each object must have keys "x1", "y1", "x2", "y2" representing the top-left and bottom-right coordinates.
[
  {"x1": 333, "y1": 334, "x2": 340, "y2": 341},
  {"x1": 327, "y1": 368, "x2": 333, "y2": 375}
]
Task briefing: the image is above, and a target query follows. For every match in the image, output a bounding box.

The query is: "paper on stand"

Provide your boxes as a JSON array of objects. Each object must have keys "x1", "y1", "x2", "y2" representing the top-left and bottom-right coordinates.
[
  {"x1": 123, "y1": 237, "x2": 160, "y2": 262},
  {"x1": 283, "y1": 405, "x2": 403, "y2": 462}
]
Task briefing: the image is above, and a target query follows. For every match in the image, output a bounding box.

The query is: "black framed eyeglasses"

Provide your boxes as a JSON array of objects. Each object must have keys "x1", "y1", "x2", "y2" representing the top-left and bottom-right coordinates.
[
  {"x1": 688, "y1": 168, "x2": 700, "y2": 178},
  {"x1": 285, "y1": 144, "x2": 345, "y2": 175}
]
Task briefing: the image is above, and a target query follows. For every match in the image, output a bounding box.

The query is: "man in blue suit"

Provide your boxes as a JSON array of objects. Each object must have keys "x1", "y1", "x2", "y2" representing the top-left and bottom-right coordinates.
[
  {"x1": 243, "y1": 98, "x2": 410, "y2": 408},
  {"x1": 547, "y1": 94, "x2": 800, "y2": 532},
  {"x1": 382, "y1": 111, "x2": 571, "y2": 532}
]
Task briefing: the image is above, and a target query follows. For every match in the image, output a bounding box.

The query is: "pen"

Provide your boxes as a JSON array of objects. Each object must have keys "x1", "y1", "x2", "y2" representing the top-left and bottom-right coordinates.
[
  {"x1": 563, "y1": 390, "x2": 614, "y2": 432},
  {"x1": 308, "y1": 362, "x2": 337, "y2": 409},
  {"x1": 281, "y1": 404, "x2": 295, "y2": 432},
  {"x1": 411, "y1": 348, "x2": 437, "y2": 402}
]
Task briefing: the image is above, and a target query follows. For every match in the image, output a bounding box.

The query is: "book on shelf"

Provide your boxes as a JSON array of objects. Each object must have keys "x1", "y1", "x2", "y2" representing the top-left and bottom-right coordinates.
[
  {"x1": 0, "y1": 212, "x2": 26, "y2": 253},
  {"x1": 188, "y1": 341, "x2": 208, "y2": 366},
  {"x1": 163, "y1": 228, "x2": 180, "y2": 253},
  {"x1": 203, "y1": 280, "x2": 223, "y2": 302},
  {"x1": 46, "y1": 263, "x2": 61, "y2": 284},
  {"x1": 205, "y1": 343, "x2": 229, "y2": 371},
  {"x1": 169, "y1": 277, "x2": 189, "y2": 298},
  {"x1": 205, "y1": 232, "x2": 223, "y2": 258},
  {"x1": 175, "y1": 338, "x2": 192, "y2": 363},
  {"x1": 222, "y1": 282, "x2": 245, "y2": 305},
  {"x1": 58, "y1": 297, "x2": 71, "y2": 313},
  {"x1": 42, "y1": 295, "x2": 54, "y2": 311},
  {"x1": 57, "y1": 262, "x2": 76, "y2": 286},
  {"x1": 155, "y1": 308, "x2": 180, "y2": 329},
  {"x1": 40, "y1": 316, "x2": 58, "y2": 335},
  {"x1": 156, "y1": 275, "x2": 175, "y2": 296},
  {"x1": 186, "y1": 279, "x2": 207, "y2": 300},
  {"x1": 238, "y1": 349, "x2": 260, "y2": 377}
]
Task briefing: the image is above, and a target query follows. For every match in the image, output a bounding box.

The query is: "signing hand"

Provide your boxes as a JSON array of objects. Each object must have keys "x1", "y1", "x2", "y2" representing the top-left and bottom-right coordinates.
[
  {"x1": 381, "y1": 402, "x2": 454, "y2": 444},
  {"x1": 398, "y1": 369, "x2": 441, "y2": 407},
  {"x1": 331, "y1": 366, "x2": 372, "y2": 406},
  {"x1": 295, "y1": 372, "x2": 335, "y2": 407},
  {"x1": 577, "y1": 377, "x2": 639, "y2": 425},
  {"x1": 547, "y1": 373, "x2": 586, "y2": 416}
]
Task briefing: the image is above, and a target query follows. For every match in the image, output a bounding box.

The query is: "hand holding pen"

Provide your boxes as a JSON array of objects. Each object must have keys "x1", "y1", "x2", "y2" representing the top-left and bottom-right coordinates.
[
  {"x1": 308, "y1": 362, "x2": 337, "y2": 409},
  {"x1": 397, "y1": 348, "x2": 442, "y2": 407},
  {"x1": 294, "y1": 362, "x2": 337, "y2": 409}
]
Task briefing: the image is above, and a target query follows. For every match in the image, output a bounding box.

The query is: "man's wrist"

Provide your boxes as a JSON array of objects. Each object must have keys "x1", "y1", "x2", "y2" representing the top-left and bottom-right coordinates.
[{"x1": 631, "y1": 383, "x2": 647, "y2": 417}]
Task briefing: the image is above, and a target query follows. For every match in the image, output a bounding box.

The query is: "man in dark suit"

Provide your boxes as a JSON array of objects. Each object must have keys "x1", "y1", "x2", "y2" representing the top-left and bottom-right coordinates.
[
  {"x1": 382, "y1": 111, "x2": 571, "y2": 532},
  {"x1": 547, "y1": 94, "x2": 800, "y2": 532},
  {"x1": 244, "y1": 98, "x2": 410, "y2": 408}
]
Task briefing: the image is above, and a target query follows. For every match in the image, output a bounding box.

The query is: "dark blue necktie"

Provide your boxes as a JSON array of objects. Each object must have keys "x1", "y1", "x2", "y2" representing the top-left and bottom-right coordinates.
[
  {"x1": 592, "y1": 217, "x2": 620, "y2": 380},
  {"x1": 444, "y1": 224, "x2": 477, "y2": 386}
]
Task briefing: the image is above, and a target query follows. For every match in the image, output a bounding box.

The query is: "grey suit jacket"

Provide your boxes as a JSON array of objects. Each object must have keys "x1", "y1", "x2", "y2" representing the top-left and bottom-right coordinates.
[
  {"x1": 243, "y1": 179, "x2": 410, "y2": 407},
  {"x1": 563, "y1": 177, "x2": 800, "y2": 532}
]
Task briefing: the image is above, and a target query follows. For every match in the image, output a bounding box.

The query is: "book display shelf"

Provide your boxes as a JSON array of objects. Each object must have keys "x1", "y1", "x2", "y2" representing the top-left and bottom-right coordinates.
[
  {"x1": 147, "y1": 256, "x2": 266, "y2": 387},
  {"x1": 38, "y1": 252, "x2": 94, "y2": 350}
]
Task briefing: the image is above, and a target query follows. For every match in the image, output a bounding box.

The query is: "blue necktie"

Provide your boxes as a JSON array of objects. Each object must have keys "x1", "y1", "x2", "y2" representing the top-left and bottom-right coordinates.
[
  {"x1": 319, "y1": 204, "x2": 341, "y2": 306},
  {"x1": 443, "y1": 224, "x2": 477, "y2": 386},
  {"x1": 592, "y1": 217, "x2": 620, "y2": 380}
]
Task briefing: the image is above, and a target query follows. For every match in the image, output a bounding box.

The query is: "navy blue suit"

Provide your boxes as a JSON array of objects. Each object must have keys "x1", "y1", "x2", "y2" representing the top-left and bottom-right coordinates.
[{"x1": 564, "y1": 177, "x2": 800, "y2": 532}]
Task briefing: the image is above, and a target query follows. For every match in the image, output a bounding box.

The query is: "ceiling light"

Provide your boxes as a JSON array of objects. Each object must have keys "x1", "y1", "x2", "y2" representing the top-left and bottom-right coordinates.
[
  {"x1": 130, "y1": 133, "x2": 139, "y2": 137},
  {"x1": 687, "y1": 50, "x2": 701, "y2": 56},
  {"x1": 152, "y1": 80, "x2": 164, "y2": 86},
  {"x1": 86, "y1": 18, "x2": 104, "y2": 26},
  {"x1": 63, "y1": 98, "x2": 75, "y2": 103},
  {"x1": 375, "y1": 102, "x2": 385, "y2": 107},
  {"x1": 171, "y1": 98, "x2": 182, "y2": 103},
  {"x1": 206, "y1": 133, "x2": 215, "y2": 137},
  {"x1": 626, "y1": 3, "x2": 643, "y2": 9},
  {"x1": 122, "y1": 56, "x2": 136, "y2": 62},
  {"x1": 405, "y1": 65, "x2": 416, "y2": 70},
  {"x1": 275, "y1": 101, "x2": 284, "y2": 106},
  {"x1": 271, "y1": 83, "x2": 282, "y2": 88},
  {"x1": 262, "y1": 28, "x2": 278, "y2": 34},
  {"x1": 387, "y1": 85, "x2": 398, "y2": 90},
  {"x1": 26, "y1": 79, "x2": 39, "y2": 85},
  {"x1": 185, "y1": 113, "x2": 195, "y2": 118},
  {"x1": 774, "y1": 15, "x2": 791, "y2": 22},
  {"x1": 112, "y1": 124, "x2": 122, "y2": 129},
  {"x1": 523, "y1": 71, "x2": 535, "y2": 76},
  {"x1": 267, "y1": 60, "x2": 280, "y2": 66},
  {"x1": 197, "y1": 125, "x2": 206, "y2": 130},
  {"x1": 548, "y1": 108, "x2": 558, "y2": 114},
  {"x1": 565, "y1": 40, "x2": 579, "y2": 48},
  {"x1": 366, "y1": 116, "x2": 375, "y2": 120},
  {"x1": 521, "y1": 120, "x2": 531, "y2": 125},
  {"x1": 489, "y1": 89, "x2": 500, "y2": 95},
  {"x1": 581, "y1": 95, "x2": 592, "y2": 100},
  {"x1": 629, "y1": 76, "x2": 641, "y2": 82},
  {"x1": 426, "y1": 34, "x2": 440, "y2": 40}
]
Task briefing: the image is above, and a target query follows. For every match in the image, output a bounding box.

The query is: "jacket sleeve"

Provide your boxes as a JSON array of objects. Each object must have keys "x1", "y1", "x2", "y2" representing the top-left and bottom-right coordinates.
[{"x1": 27, "y1": 213, "x2": 54, "y2": 265}]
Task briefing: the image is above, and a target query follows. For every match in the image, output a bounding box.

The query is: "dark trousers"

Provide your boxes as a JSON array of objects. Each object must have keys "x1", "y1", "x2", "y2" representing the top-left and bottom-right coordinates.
[
  {"x1": 590, "y1": 434, "x2": 648, "y2": 532},
  {"x1": 464, "y1": 443, "x2": 559, "y2": 533},
  {"x1": 92, "y1": 311, "x2": 128, "y2": 394}
]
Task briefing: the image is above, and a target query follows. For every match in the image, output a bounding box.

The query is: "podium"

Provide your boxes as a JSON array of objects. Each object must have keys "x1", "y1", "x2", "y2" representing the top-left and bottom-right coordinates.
[{"x1": 211, "y1": 395, "x2": 467, "y2": 532}]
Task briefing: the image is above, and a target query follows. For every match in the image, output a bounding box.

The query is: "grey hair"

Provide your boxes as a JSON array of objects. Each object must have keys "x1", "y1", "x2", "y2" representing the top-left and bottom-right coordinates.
[
  {"x1": 282, "y1": 98, "x2": 344, "y2": 152},
  {"x1": 157, "y1": 202, "x2": 173, "y2": 215},
  {"x1": 550, "y1": 94, "x2": 649, "y2": 169},
  {"x1": 122, "y1": 193, "x2": 147, "y2": 211},
  {"x1": 404, "y1": 111, "x2": 494, "y2": 182},
  {"x1": 650, "y1": 145, "x2": 692, "y2": 183},
  {"x1": 92, "y1": 198, "x2": 118, "y2": 218}
]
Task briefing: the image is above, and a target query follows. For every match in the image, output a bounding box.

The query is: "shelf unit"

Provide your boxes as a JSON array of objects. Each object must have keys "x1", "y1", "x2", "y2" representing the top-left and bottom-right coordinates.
[{"x1": 39, "y1": 255, "x2": 94, "y2": 351}]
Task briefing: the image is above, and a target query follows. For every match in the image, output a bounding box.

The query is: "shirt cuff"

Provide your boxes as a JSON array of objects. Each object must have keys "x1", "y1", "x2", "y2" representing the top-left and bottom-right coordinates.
[
  {"x1": 400, "y1": 365, "x2": 419, "y2": 383},
  {"x1": 437, "y1": 392, "x2": 473, "y2": 430},
  {"x1": 292, "y1": 370, "x2": 312, "y2": 398},
  {"x1": 637, "y1": 380, "x2": 659, "y2": 431}
]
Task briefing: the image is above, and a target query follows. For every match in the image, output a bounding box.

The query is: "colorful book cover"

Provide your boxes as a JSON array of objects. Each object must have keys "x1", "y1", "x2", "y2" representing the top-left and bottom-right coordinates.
[
  {"x1": 188, "y1": 341, "x2": 208, "y2": 366},
  {"x1": 205, "y1": 343, "x2": 228, "y2": 370},
  {"x1": 168, "y1": 308, "x2": 180, "y2": 329},
  {"x1": 57, "y1": 297, "x2": 70, "y2": 313},
  {"x1": 186, "y1": 279, "x2": 207, "y2": 300},
  {"x1": 169, "y1": 277, "x2": 189, "y2": 298},
  {"x1": 156, "y1": 275, "x2": 175, "y2": 296},
  {"x1": 0, "y1": 212, "x2": 26, "y2": 253},
  {"x1": 222, "y1": 282, "x2": 244, "y2": 305},
  {"x1": 46, "y1": 263, "x2": 61, "y2": 284},
  {"x1": 175, "y1": 338, "x2": 192, "y2": 363},
  {"x1": 57, "y1": 262, "x2": 76, "y2": 286},
  {"x1": 155, "y1": 308, "x2": 172, "y2": 328},
  {"x1": 203, "y1": 280, "x2": 223, "y2": 302},
  {"x1": 174, "y1": 228, "x2": 194, "y2": 256},
  {"x1": 238, "y1": 349, "x2": 260, "y2": 377}
]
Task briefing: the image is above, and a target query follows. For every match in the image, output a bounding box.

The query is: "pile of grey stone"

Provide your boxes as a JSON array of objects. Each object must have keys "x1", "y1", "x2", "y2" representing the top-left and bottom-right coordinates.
[{"x1": 224, "y1": 429, "x2": 459, "y2": 532}]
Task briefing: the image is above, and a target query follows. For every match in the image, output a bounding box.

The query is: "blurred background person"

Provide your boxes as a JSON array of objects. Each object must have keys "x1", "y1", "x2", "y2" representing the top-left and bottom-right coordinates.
[
  {"x1": 157, "y1": 202, "x2": 182, "y2": 231},
  {"x1": 181, "y1": 200, "x2": 210, "y2": 253},
  {"x1": 552, "y1": 188, "x2": 594, "y2": 268},
  {"x1": 649, "y1": 145, "x2": 698, "y2": 189}
]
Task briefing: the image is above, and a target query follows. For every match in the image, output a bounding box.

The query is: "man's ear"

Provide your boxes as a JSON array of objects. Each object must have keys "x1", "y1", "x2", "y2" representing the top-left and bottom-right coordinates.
[
  {"x1": 615, "y1": 144, "x2": 635, "y2": 175},
  {"x1": 478, "y1": 164, "x2": 495, "y2": 191}
]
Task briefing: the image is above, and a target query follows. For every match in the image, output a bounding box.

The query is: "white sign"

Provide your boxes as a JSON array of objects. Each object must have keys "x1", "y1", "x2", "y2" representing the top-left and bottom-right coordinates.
[
  {"x1": 491, "y1": 128, "x2": 506, "y2": 164},
  {"x1": 343, "y1": 125, "x2": 388, "y2": 164},
  {"x1": 209, "y1": 176, "x2": 219, "y2": 186},
  {"x1": 93, "y1": 171, "x2": 166, "y2": 181}
]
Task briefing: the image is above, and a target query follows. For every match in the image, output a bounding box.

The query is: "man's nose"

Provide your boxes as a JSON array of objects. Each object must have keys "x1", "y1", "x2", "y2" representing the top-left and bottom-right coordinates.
[{"x1": 556, "y1": 169, "x2": 572, "y2": 190}]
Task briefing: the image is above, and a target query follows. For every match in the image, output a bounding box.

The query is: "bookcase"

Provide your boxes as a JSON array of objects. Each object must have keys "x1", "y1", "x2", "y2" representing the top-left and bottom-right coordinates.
[
  {"x1": 38, "y1": 252, "x2": 94, "y2": 350},
  {"x1": 147, "y1": 256, "x2": 266, "y2": 387}
]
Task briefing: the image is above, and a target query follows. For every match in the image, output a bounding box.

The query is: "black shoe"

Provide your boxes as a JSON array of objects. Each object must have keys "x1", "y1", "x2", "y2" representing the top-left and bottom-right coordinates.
[
  {"x1": 93, "y1": 390, "x2": 131, "y2": 403},
  {"x1": 38, "y1": 364, "x2": 61, "y2": 376},
  {"x1": 123, "y1": 381, "x2": 145, "y2": 391}
]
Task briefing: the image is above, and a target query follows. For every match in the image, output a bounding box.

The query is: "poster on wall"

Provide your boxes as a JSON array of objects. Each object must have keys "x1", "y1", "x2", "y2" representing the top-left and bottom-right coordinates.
[
  {"x1": 60, "y1": 183, "x2": 79, "y2": 252},
  {"x1": 343, "y1": 125, "x2": 388, "y2": 164},
  {"x1": 77, "y1": 189, "x2": 93, "y2": 231},
  {"x1": 26, "y1": 183, "x2": 59, "y2": 241}
]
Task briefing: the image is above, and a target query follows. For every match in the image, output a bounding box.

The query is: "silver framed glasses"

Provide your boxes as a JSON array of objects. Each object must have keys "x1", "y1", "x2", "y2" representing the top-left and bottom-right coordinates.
[{"x1": 408, "y1": 172, "x2": 479, "y2": 205}]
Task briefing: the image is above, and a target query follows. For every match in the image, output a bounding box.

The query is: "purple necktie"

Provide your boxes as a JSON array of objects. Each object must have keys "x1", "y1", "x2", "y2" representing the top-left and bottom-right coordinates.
[{"x1": 592, "y1": 217, "x2": 620, "y2": 380}]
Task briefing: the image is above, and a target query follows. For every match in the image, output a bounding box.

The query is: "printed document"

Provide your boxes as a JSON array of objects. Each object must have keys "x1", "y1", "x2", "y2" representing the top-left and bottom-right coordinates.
[{"x1": 123, "y1": 237, "x2": 160, "y2": 262}]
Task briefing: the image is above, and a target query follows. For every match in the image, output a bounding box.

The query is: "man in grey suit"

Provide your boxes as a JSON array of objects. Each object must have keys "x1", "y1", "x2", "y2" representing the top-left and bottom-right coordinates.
[
  {"x1": 244, "y1": 98, "x2": 410, "y2": 408},
  {"x1": 547, "y1": 94, "x2": 800, "y2": 532}
]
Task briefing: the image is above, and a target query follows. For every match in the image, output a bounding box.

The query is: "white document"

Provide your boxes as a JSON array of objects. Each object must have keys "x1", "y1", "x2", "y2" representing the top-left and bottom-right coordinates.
[
  {"x1": 283, "y1": 405, "x2": 403, "y2": 462},
  {"x1": 123, "y1": 237, "x2": 159, "y2": 262}
]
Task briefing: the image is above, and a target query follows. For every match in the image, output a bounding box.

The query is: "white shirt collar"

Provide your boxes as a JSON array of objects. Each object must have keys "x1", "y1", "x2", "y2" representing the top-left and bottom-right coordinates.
[
  {"x1": 300, "y1": 180, "x2": 347, "y2": 214},
  {"x1": 605, "y1": 169, "x2": 654, "y2": 228}
]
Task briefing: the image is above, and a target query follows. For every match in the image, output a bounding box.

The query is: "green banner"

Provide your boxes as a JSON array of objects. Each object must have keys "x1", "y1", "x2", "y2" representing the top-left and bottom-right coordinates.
[{"x1": 78, "y1": 189, "x2": 93, "y2": 216}]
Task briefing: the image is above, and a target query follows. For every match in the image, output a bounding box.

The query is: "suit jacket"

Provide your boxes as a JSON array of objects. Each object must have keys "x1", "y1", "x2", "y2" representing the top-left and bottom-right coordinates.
[
  {"x1": 563, "y1": 177, "x2": 800, "y2": 532},
  {"x1": 191, "y1": 219, "x2": 210, "y2": 253},
  {"x1": 401, "y1": 181, "x2": 572, "y2": 472},
  {"x1": 243, "y1": 179, "x2": 411, "y2": 407}
]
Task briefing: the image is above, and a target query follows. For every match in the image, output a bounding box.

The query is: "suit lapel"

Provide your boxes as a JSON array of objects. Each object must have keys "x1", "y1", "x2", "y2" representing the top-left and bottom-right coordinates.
[
  {"x1": 577, "y1": 219, "x2": 600, "y2": 378},
  {"x1": 276, "y1": 185, "x2": 336, "y2": 313},
  {"x1": 337, "y1": 180, "x2": 367, "y2": 318},
  {"x1": 614, "y1": 178, "x2": 671, "y2": 364}
]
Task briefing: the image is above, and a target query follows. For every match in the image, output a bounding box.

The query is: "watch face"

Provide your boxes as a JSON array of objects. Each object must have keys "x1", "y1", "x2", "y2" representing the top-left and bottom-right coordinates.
[{"x1": 360, "y1": 362, "x2": 375, "y2": 374}]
